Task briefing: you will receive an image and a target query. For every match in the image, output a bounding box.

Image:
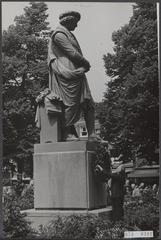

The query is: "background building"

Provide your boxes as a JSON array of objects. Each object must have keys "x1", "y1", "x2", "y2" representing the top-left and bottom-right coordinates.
[{"x1": 75, "y1": 118, "x2": 100, "y2": 140}]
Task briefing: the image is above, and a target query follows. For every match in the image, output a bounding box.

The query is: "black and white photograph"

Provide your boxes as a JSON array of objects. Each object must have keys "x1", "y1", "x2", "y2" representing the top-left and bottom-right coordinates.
[{"x1": 2, "y1": 1, "x2": 160, "y2": 239}]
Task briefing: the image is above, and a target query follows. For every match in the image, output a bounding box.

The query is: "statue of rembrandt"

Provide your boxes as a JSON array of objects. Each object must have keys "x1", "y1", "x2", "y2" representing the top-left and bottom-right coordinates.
[{"x1": 36, "y1": 11, "x2": 98, "y2": 142}]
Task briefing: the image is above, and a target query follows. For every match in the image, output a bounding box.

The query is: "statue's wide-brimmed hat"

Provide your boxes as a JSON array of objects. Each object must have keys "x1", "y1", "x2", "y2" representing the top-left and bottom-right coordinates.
[{"x1": 59, "y1": 11, "x2": 81, "y2": 24}]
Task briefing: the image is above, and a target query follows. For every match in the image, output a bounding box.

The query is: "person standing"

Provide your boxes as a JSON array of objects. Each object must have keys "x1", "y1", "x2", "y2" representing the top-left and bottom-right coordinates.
[{"x1": 110, "y1": 164, "x2": 126, "y2": 222}]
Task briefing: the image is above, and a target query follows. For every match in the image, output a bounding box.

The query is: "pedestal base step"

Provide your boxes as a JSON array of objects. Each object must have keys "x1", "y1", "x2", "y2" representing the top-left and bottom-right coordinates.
[{"x1": 22, "y1": 207, "x2": 112, "y2": 230}]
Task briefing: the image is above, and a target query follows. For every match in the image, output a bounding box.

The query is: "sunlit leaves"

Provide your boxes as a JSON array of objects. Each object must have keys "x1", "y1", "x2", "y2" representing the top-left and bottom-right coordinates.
[{"x1": 100, "y1": 2, "x2": 158, "y2": 164}]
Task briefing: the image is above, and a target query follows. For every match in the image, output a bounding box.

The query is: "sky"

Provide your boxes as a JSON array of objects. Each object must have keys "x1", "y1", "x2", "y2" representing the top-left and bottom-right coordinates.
[{"x1": 2, "y1": 2, "x2": 134, "y2": 102}]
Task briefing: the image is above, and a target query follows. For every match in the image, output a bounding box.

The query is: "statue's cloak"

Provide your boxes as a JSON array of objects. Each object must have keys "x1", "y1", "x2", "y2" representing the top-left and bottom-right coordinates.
[{"x1": 47, "y1": 25, "x2": 94, "y2": 126}]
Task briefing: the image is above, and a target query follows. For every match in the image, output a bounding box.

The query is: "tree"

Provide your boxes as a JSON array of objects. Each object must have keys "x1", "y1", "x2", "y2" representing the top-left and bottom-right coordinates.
[
  {"x1": 100, "y1": 2, "x2": 158, "y2": 164},
  {"x1": 3, "y1": 2, "x2": 50, "y2": 176}
]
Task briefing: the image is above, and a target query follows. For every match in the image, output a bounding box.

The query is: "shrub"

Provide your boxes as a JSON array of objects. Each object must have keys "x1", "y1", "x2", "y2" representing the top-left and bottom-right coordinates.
[
  {"x1": 38, "y1": 214, "x2": 138, "y2": 239},
  {"x1": 96, "y1": 220, "x2": 139, "y2": 240},
  {"x1": 94, "y1": 142, "x2": 111, "y2": 182},
  {"x1": 39, "y1": 215, "x2": 100, "y2": 239},
  {"x1": 13, "y1": 181, "x2": 25, "y2": 197},
  {"x1": 3, "y1": 193, "x2": 33, "y2": 238},
  {"x1": 124, "y1": 189, "x2": 159, "y2": 237},
  {"x1": 19, "y1": 183, "x2": 34, "y2": 210}
]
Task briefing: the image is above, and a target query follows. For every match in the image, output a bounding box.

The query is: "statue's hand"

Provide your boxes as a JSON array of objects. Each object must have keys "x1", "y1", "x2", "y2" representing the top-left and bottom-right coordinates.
[
  {"x1": 82, "y1": 59, "x2": 91, "y2": 72},
  {"x1": 84, "y1": 66, "x2": 91, "y2": 72},
  {"x1": 77, "y1": 66, "x2": 90, "y2": 73},
  {"x1": 71, "y1": 67, "x2": 86, "y2": 78},
  {"x1": 85, "y1": 63, "x2": 91, "y2": 72},
  {"x1": 76, "y1": 67, "x2": 86, "y2": 73}
]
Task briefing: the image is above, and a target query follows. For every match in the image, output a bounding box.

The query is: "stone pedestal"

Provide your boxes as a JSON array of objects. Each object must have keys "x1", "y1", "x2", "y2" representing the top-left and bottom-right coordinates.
[
  {"x1": 34, "y1": 141, "x2": 107, "y2": 210},
  {"x1": 23, "y1": 141, "x2": 111, "y2": 230}
]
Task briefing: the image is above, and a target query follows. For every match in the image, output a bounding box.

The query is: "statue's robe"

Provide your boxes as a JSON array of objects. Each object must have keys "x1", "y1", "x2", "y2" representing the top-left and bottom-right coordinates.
[{"x1": 48, "y1": 25, "x2": 94, "y2": 127}]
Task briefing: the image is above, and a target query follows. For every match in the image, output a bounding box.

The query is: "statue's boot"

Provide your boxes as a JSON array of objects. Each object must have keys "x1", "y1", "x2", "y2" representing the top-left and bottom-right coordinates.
[
  {"x1": 64, "y1": 125, "x2": 79, "y2": 141},
  {"x1": 84, "y1": 108, "x2": 100, "y2": 142}
]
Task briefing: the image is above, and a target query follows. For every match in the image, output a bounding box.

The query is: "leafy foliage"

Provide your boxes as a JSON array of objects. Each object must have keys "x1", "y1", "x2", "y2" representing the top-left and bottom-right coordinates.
[
  {"x1": 39, "y1": 215, "x2": 98, "y2": 239},
  {"x1": 99, "y1": 2, "x2": 158, "y2": 164},
  {"x1": 3, "y1": 2, "x2": 50, "y2": 175},
  {"x1": 124, "y1": 189, "x2": 159, "y2": 237},
  {"x1": 3, "y1": 193, "x2": 33, "y2": 238},
  {"x1": 93, "y1": 142, "x2": 111, "y2": 182},
  {"x1": 19, "y1": 183, "x2": 34, "y2": 210},
  {"x1": 39, "y1": 214, "x2": 113, "y2": 239},
  {"x1": 38, "y1": 214, "x2": 139, "y2": 239}
]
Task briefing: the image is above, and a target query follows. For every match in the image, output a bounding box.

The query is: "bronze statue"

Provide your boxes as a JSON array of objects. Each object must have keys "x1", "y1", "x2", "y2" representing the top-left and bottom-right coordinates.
[{"x1": 47, "y1": 11, "x2": 98, "y2": 141}]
